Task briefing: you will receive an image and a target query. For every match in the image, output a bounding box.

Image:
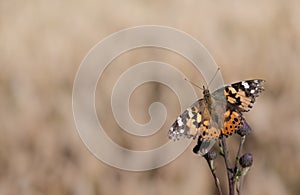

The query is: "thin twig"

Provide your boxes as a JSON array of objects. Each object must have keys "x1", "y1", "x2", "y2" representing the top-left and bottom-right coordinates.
[
  {"x1": 236, "y1": 175, "x2": 245, "y2": 195},
  {"x1": 204, "y1": 155, "x2": 223, "y2": 195},
  {"x1": 236, "y1": 136, "x2": 245, "y2": 164},
  {"x1": 220, "y1": 136, "x2": 234, "y2": 195},
  {"x1": 233, "y1": 136, "x2": 246, "y2": 194}
]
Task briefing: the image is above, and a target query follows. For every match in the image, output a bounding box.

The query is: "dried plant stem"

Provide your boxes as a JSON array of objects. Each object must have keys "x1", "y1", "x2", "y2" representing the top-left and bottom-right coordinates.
[
  {"x1": 233, "y1": 136, "x2": 246, "y2": 194},
  {"x1": 219, "y1": 135, "x2": 247, "y2": 195},
  {"x1": 220, "y1": 136, "x2": 234, "y2": 195},
  {"x1": 236, "y1": 175, "x2": 245, "y2": 195},
  {"x1": 235, "y1": 136, "x2": 245, "y2": 165},
  {"x1": 204, "y1": 155, "x2": 223, "y2": 195}
]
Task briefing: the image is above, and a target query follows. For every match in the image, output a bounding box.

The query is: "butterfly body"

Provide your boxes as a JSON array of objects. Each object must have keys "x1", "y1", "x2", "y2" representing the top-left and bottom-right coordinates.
[{"x1": 168, "y1": 79, "x2": 265, "y2": 155}]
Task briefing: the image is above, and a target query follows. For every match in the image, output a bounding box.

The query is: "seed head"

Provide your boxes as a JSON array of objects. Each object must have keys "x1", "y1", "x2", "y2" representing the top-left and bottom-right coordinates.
[
  {"x1": 239, "y1": 153, "x2": 253, "y2": 168},
  {"x1": 237, "y1": 119, "x2": 252, "y2": 136}
]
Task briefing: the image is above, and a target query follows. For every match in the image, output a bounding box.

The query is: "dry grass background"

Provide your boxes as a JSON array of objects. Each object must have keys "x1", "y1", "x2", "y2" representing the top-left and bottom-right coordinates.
[{"x1": 1, "y1": 0, "x2": 300, "y2": 194}]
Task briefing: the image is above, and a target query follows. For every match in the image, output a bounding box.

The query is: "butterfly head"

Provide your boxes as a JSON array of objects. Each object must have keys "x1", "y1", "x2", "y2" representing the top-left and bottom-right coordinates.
[{"x1": 202, "y1": 86, "x2": 211, "y2": 103}]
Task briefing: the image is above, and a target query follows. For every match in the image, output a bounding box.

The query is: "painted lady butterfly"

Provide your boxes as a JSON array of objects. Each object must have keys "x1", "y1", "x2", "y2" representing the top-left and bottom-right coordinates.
[{"x1": 168, "y1": 79, "x2": 265, "y2": 155}]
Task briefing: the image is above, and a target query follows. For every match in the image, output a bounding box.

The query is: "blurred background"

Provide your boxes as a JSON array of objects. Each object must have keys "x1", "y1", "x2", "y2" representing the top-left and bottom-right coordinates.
[{"x1": 1, "y1": 0, "x2": 300, "y2": 194}]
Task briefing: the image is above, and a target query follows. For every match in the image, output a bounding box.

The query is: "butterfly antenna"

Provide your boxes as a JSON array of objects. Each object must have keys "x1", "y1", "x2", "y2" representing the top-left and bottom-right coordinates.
[
  {"x1": 207, "y1": 66, "x2": 221, "y2": 87},
  {"x1": 184, "y1": 78, "x2": 204, "y2": 90}
]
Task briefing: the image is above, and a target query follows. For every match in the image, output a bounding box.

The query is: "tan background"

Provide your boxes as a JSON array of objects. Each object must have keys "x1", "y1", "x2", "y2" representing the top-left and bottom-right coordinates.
[{"x1": 1, "y1": 0, "x2": 300, "y2": 194}]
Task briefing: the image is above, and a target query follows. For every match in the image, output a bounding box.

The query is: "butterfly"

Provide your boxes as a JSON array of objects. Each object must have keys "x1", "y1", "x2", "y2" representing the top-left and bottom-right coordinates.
[{"x1": 168, "y1": 79, "x2": 265, "y2": 155}]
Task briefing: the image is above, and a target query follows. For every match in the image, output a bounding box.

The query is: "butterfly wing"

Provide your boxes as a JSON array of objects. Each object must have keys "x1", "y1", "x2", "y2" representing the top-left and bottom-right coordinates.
[
  {"x1": 169, "y1": 79, "x2": 265, "y2": 154},
  {"x1": 222, "y1": 79, "x2": 265, "y2": 112},
  {"x1": 168, "y1": 99, "x2": 203, "y2": 140},
  {"x1": 192, "y1": 121, "x2": 220, "y2": 155},
  {"x1": 169, "y1": 97, "x2": 221, "y2": 155},
  {"x1": 221, "y1": 110, "x2": 243, "y2": 136},
  {"x1": 212, "y1": 79, "x2": 265, "y2": 136}
]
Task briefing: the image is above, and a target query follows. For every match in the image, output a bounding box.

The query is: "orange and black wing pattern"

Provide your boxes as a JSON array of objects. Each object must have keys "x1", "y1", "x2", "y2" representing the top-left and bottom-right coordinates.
[{"x1": 169, "y1": 79, "x2": 265, "y2": 155}]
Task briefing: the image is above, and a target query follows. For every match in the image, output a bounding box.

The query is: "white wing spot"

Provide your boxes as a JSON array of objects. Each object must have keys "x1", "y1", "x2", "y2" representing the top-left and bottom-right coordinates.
[
  {"x1": 188, "y1": 109, "x2": 193, "y2": 118},
  {"x1": 242, "y1": 81, "x2": 250, "y2": 89},
  {"x1": 177, "y1": 117, "x2": 184, "y2": 126}
]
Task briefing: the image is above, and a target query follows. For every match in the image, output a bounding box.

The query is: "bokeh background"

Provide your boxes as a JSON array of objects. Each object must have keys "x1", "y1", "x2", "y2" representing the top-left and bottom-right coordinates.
[{"x1": 1, "y1": 0, "x2": 300, "y2": 194}]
